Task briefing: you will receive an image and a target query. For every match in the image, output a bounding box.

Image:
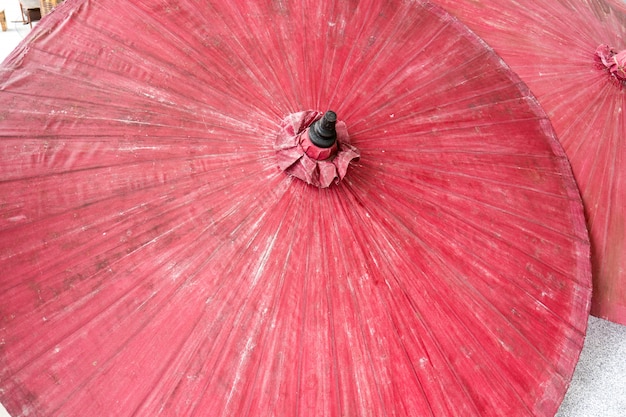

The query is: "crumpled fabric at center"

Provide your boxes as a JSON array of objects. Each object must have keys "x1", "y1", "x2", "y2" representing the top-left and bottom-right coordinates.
[
  {"x1": 596, "y1": 44, "x2": 626, "y2": 82},
  {"x1": 275, "y1": 111, "x2": 360, "y2": 188}
]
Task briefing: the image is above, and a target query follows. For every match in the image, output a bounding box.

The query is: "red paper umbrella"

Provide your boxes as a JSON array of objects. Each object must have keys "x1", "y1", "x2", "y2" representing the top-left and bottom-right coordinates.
[
  {"x1": 0, "y1": 1, "x2": 591, "y2": 416},
  {"x1": 432, "y1": 0, "x2": 626, "y2": 325}
]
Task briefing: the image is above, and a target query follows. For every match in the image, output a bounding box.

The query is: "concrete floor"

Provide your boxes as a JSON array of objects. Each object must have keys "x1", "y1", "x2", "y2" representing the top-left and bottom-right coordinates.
[
  {"x1": 1, "y1": 8, "x2": 626, "y2": 417},
  {"x1": 556, "y1": 316, "x2": 626, "y2": 416}
]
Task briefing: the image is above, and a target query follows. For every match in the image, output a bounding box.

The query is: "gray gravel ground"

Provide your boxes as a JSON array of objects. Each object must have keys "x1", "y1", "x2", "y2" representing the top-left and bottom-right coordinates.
[{"x1": 556, "y1": 316, "x2": 626, "y2": 417}]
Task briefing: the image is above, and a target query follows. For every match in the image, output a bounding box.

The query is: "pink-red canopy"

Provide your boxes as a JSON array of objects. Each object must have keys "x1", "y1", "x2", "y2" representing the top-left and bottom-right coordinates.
[
  {"x1": 434, "y1": 0, "x2": 626, "y2": 325},
  {"x1": 0, "y1": 1, "x2": 590, "y2": 416}
]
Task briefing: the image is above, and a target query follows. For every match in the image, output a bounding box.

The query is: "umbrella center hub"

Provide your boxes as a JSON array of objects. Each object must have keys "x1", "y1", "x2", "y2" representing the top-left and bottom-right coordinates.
[
  {"x1": 274, "y1": 110, "x2": 360, "y2": 188},
  {"x1": 301, "y1": 111, "x2": 339, "y2": 161},
  {"x1": 596, "y1": 44, "x2": 626, "y2": 83}
]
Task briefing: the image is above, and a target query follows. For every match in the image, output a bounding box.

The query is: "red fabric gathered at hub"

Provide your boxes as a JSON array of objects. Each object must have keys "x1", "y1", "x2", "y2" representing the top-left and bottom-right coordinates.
[
  {"x1": 275, "y1": 110, "x2": 360, "y2": 188},
  {"x1": 596, "y1": 44, "x2": 626, "y2": 82}
]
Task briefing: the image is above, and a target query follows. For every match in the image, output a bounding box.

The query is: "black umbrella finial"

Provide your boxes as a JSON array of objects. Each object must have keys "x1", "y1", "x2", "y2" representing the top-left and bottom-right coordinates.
[{"x1": 308, "y1": 111, "x2": 337, "y2": 148}]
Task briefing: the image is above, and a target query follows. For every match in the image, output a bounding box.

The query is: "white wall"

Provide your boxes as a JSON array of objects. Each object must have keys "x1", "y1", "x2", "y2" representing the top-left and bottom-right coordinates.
[{"x1": 0, "y1": 0, "x2": 25, "y2": 24}]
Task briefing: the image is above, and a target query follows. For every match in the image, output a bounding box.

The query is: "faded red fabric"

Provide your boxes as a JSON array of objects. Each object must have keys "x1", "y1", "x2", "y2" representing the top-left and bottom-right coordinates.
[
  {"x1": 434, "y1": 0, "x2": 626, "y2": 326},
  {"x1": 596, "y1": 44, "x2": 626, "y2": 82},
  {"x1": 0, "y1": 1, "x2": 592, "y2": 416},
  {"x1": 275, "y1": 111, "x2": 360, "y2": 188}
]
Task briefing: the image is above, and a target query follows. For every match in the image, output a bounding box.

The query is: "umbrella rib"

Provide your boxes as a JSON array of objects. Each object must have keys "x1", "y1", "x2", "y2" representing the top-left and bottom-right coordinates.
[
  {"x1": 0, "y1": 130, "x2": 271, "y2": 148},
  {"x1": 317, "y1": 0, "x2": 341, "y2": 110},
  {"x1": 91, "y1": 178, "x2": 284, "y2": 412},
  {"x1": 338, "y1": 6, "x2": 454, "y2": 121},
  {"x1": 0, "y1": 155, "x2": 276, "y2": 242},
  {"x1": 134, "y1": 186, "x2": 282, "y2": 416},
  {"x1": 294, "y1": 182, "x2": 313, "y2": 417},
  {"x1": 0, "y1": 151, "x2": 267, "y2": 189},
  {"x1": 353, "y1": 110, "x2": 545, "y2": 138},
  {"x1": 0, "y1": 92, "x2": 264, "y2": 142},
  {"x1": 177, "y1": 3, "x2": 292, "y2": 114},
  {"x1": 351, "y1": 114, "x2": 548, "y2": 148},
  {"x1": 340, "y1": 179, "x2": 488, "y2": 415},
  {"x1": 120, "y1": 1, "x2": 287, "y2": 116},
  {"x1": 238, "y1": 185, "x2": 302, "y2": 417},
  {"x1": 9, "y1": 48, "x2": 245, "y2": 125},
  {"x1": 7, "y1": 173, "x2": 281, "y2": 386},
  {"x1": 360, "y1": 148, "x2": 557, "y2": 158},
  {"x1": 577, "y1": 92, "x2": 614, "y2": 233},
  {"x1": 261, "y1": 0, "x2": 307, "y2": 111},
  {"x1": 553, "y1": 78, "x2": 609, "y2": 159},
  {"x1": 412, "y1": 239, "x2": 540, "y2": 415},
  {"x1": 17, "y1": 17, "x2": 278, "y2": 129},
  {"x1": 344, "y1": 50, "x2": 494, "y2": 125},
  {"x1": 317, "y1": 0, "x2": 339, "y2": 109},
  {"x1": 328, "y1": 189, "x2": 390, "y2": 416},
  {"x1": 130, "y1": 181, "x2": 296, "y2": 416},
  {"x1": 6, "y1": 180, "x2": 234, "y2": 376},
  {"x1": 370, "y1": 167, "x2": 586, "y2": 244},
  {"x1": 318, "y1": 188, "x2": 344, "y2": 417},
  {"x1": 427, "y1": 199, "x2": 588, "y2": 344},
  {"x1": 296, "y1": 0, "x2": 313, "y2": 108},
  {"x1": 375, "y1": 158, "x2": 573, "y2": 199},
  {"x1": 184, "y1": 182, "x2": 303, "y2": 417},
  {"x1": 42, "y1": 194, "x2": 249, "y2": 413},
  {"x1": 0, "y1": 84, "x2": 244, "y2": 131},
  {"x1": 327, "y1": 0, "x2": 407, "y2": 108},
  {"x1": 343, "y1": 281, "x2": 394, "y2": 417},
  {"x1": 533, "y1": 72, "x2": 602, "y2": 139},
  {"x1": 207, "y1": 1, "x2": 300, "y2": 113},
  {"x1": 214, "y1": 211, "x2": 284, "y2": 414},
  {"x1": 127, "y1": 271, "x2": 231, "y2": 417},
  {"x1": 588, "y1": 91, "x2": 622, "y2": 278},
  {"x1": 0, "y1": 187, "x2": 181, "y2": 291},
  {"x1": 359, "y1": 170, "x2": 589, "y2": 338},
  {"x1": 559, "y1": 87, "x2": 613, "y2": 237},
  {"x1": 370, "y1": 169, "x2": 589, "y2": 286},
  {"x1": 346, "y1": 177, "x2": 549, "y2": 414},
  {"x1": 373, "y1": 153, "x2": 563, "y2": 173},
  {"x1": 332, "y1": 185, "x2": 438, "y2": 416}
]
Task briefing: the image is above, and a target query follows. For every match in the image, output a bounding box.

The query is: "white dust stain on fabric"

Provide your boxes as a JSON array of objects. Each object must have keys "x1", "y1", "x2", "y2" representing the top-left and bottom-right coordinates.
[{"x1": 7, "y1": 214, "x2": 27, "y2": 222}]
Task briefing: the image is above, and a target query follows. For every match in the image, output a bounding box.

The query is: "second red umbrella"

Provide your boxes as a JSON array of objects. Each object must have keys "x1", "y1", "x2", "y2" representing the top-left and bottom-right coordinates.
[
  {"x1": 0, "y1": 0, "x2": 590, "y2": 416},
  {"x1": 434, "y1": 0, "x2": 626, "y2": 325}
]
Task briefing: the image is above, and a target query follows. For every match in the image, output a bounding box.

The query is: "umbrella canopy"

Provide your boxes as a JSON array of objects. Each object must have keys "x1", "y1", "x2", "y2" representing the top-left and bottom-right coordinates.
[
  {"x1": 0, "y1": 0, "x2": 591, "y2": 416},
  {"x1": 432, "y1": 0, "x2": 626, "y2": 325}
]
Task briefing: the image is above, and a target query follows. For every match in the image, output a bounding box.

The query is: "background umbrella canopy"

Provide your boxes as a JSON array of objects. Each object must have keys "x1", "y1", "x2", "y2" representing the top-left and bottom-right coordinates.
[
  {"x1": 0, "y1": 0, "x2": 591, "y2": 416},
  {"x1": 433, "y1": 0, "x2": 626, "y2": 325}
]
